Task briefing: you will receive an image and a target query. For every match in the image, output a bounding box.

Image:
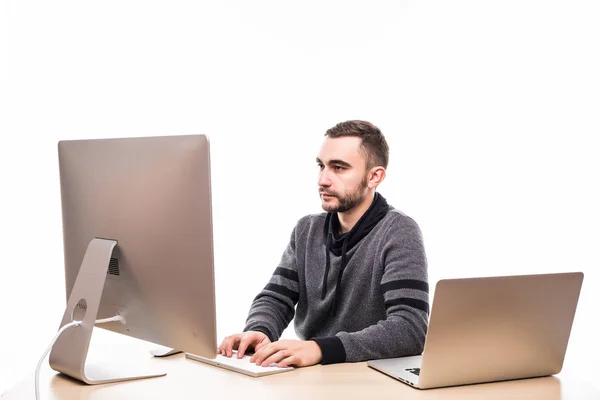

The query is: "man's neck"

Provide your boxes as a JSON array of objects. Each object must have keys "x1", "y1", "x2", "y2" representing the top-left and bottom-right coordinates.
[{"x1": 337, "y1": 191, "x2": 375, "y2": 233}]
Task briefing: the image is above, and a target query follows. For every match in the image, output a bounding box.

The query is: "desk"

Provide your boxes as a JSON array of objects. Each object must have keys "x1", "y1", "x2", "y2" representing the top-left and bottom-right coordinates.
[{"x1": 4, "y1": 352, "x2": 600, "y2": 400}]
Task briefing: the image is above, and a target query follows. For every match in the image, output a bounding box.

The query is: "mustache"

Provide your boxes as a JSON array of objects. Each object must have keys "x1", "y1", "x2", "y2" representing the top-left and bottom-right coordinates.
[{"x1": 319, "y1": 188, "x2": 337, "y2": 197}]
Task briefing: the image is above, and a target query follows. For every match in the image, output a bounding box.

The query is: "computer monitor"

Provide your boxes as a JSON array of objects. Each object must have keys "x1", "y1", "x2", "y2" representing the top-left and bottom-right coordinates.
[{"x1": 48, "y1": 134, "x2": 217, "y2": 384}]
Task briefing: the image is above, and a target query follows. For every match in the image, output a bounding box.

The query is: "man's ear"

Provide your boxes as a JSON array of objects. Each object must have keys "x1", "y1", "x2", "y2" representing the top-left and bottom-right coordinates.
[{"x1": 367, "y1": 167, "x2": 386, "y2": 189}]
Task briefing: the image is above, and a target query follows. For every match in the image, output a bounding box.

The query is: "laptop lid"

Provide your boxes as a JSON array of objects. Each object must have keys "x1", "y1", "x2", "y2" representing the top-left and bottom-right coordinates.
[{"x1": 416, "y1": 272, "x2": 583, "y2": 389}]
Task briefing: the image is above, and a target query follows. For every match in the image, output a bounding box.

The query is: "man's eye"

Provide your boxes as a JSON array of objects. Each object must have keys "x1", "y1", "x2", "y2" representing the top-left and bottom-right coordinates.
[
  {"x1": 317, "y1": 164, "x2": 324, "y2": 170},
  {"x1": 334, "y1": 166, "x2": 345, "y2": 171}
]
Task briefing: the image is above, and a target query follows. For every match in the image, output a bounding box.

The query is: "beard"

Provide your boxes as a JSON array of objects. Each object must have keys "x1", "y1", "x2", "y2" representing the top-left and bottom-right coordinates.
[{"x1": 319, "y1": 175, "x2": 369, "y2": 213}]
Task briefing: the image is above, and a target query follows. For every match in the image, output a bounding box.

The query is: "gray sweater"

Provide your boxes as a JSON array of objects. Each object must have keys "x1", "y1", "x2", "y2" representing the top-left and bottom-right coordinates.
[{"x1": 243, "y1": 207, "x2": 429, "y2": 364}]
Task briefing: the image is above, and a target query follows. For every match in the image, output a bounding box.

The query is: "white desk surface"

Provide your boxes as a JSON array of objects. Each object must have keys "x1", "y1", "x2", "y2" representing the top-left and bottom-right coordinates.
[{"x1": 3, "y1": 346, "x2": 599, "y2": 400}]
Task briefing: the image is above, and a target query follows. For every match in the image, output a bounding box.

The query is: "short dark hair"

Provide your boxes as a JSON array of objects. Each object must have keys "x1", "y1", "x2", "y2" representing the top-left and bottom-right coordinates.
[{"x1": 325, "y1": 120, "x2": 389, "y2": 169}]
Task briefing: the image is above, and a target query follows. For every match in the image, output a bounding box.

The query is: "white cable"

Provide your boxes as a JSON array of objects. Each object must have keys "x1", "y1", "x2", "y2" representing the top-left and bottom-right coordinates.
[
  {"x1": 35, "y1": 320, "x2": 79, "y2": 400},
  {"x1": 94, "y1": 315, "x2": 125, "y2": 324},
  {"x1": 35, "y1": 315, "x2": 124, "y2": 400}
]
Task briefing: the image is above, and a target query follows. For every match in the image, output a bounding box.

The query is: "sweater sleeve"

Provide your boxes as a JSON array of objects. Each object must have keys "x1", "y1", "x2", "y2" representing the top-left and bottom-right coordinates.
[
  {"x1": 315, "y1": 216, "x2": 429, "y2": 363},
  {"x1": 242, "y1": 222, "x2": 302, "y2": 342}
]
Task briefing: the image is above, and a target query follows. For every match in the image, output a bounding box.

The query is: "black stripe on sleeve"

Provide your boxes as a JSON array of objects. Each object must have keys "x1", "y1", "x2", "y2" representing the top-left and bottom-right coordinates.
[
  {"x1": 384, "y1": 297, "x2": 430, "y2": 314},
  {"x1": 274, "y1": 267, "x2": 299, "y2": 282},
  {"x1": 264, "y1": 283, "x2": 299, "y2": 303},
  {"x1": 381, "y1": 279, "x2": 429, "y2": 294}
]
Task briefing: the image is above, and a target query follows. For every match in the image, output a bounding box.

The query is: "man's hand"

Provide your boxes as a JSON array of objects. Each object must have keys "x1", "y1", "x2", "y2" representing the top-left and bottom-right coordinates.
[
  {"x1": 217, "y1": 331, "x2": 271, "y2": 358},
  {"x1": 250, "y1": 339, "x2": 322, "y2": 368}
]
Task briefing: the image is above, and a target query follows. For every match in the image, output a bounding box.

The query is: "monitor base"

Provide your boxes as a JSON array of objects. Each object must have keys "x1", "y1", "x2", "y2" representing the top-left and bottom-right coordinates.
[
  {"x1": 49, "y1": 238, "x2": 166, "y2": 385},
  {"x1": 82, "y1": 363, "x2": 166, "y2": 385}
]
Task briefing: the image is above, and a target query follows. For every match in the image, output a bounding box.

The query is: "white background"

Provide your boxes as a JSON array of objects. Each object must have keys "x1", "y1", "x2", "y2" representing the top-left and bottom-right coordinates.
[{"x1": 1, "y1": 0, "x2": 599, "y2": 395}]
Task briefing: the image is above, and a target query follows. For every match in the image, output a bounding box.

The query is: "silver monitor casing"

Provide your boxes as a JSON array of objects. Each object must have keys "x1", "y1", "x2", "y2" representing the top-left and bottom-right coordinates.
[{"x1": 49, "y1": 134, "x2": 217, "y2": 384}]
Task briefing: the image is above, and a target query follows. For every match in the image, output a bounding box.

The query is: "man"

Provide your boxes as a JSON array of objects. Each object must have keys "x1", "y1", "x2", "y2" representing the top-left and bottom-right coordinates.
[{"x1": 218, "y1": 120, "x2": 429, "y2": 368}]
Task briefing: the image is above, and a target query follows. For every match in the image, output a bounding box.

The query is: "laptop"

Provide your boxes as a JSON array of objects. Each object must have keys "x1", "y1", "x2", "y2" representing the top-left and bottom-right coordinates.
[
  {"x1": 368, "y1": 272, "x2": 584, "y2": 389},
  {"x1": 186, "y1": 350, "x2": 294, "y2": 377}
]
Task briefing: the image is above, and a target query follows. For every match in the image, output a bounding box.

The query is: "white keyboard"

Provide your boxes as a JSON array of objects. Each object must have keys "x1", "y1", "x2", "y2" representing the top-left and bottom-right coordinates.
[{"x1": 185, "y1": 351, "x2": 294, "y2": 377}]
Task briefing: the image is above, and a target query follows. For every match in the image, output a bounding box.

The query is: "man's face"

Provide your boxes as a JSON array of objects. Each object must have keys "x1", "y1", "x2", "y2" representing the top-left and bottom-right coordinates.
[{"x1": 317, "y1": 136, "x2": 369, "y2": 213}]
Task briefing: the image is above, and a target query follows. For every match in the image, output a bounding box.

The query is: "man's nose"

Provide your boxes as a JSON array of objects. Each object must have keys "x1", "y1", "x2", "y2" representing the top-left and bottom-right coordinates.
[{"x1": 318, "y1": 169, "x2": 332, "y2": 187}]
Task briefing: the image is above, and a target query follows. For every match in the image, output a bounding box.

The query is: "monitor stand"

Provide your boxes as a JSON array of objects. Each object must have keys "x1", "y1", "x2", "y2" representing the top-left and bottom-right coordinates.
[{"x1": 49, "y1": 238, "x2": 166, "y2": 384}]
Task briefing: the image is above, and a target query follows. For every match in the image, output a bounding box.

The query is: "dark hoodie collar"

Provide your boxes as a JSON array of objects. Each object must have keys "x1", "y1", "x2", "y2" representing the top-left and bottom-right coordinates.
[
  {"x1": 323, "y1": 192, "x2": 390, "y2": 256},
  {"x1": 321, "y1": 193, "x2": 390, "y2": 316}
]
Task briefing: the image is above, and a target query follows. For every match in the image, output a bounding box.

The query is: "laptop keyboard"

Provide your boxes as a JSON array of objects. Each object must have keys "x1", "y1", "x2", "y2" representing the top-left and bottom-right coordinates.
[{"x1": 405, "y1": 368, "x2": 420, "y2": 376}]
